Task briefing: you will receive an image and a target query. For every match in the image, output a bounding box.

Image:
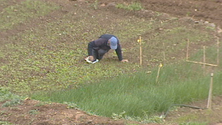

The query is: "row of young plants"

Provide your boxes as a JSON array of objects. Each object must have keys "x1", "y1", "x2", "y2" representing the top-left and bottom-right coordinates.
[
  {"x1": 0, "y1": 7, "x2": 215, "y2": 95},
  {"x1": 0, "y1": 0, "x2": 59, "y2": 30},
  {"x1": 31, "y1": 61, "x2": 222, "y2": 124}
]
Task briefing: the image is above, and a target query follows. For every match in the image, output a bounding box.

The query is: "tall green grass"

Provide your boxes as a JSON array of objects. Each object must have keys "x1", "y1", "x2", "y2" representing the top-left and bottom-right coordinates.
[
  {"x1": 32, "y1": 62, "x2": 222, "y2": 120},
  {"x1": 179, "y1": 122, "x2": 207, "y2": 125}
]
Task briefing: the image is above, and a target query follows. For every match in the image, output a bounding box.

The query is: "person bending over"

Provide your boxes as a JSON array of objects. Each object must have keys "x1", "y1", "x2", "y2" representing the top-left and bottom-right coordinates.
[{"x1": 85, "y1": 34, "x2": 128, "y2": 63}]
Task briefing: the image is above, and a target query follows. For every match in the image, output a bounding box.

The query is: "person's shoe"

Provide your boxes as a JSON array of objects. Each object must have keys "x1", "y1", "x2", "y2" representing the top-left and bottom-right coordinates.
[
  {"x1": 85, "y1": 57, "x2": 92, "y2": 63},
  {"x1": 91, "y1": 59, "x2": 99, "y2": 64}
]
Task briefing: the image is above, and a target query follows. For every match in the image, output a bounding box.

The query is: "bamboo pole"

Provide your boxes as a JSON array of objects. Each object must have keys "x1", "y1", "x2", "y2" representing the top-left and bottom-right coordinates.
[
  {"x1": 138, "y1": 36, "x2": 142, "y2": 66},
  {"x1": 186, "y1": 60, "x2": 217, "y2": 67},
  {"x1": 156, "y1": 63, "x2": 162, "y2": 83},
  {"x1": 207, "y1": 73, "x2": 214, "y2": 109}
]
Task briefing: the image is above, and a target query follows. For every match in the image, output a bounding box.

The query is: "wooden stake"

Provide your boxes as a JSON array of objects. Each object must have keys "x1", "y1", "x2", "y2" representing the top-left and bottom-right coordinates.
[
  {"x1": 138, "y1": 36, "x2": 142, "y2": 66},
  {"x1": 207, "y1": 73, "x2": 214, "y2": 109},
  {"x1": 186, "y1": 60, "x2": 217, "y2": 67},
  {"x1": 156, "y1": 63, "x2": 162, "y2": 83}
]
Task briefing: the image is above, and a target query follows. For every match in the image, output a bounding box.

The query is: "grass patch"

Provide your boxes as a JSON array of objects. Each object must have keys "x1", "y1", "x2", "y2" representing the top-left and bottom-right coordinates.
[
  {"x1": 116, "y1": 2, "x2": 144, "y2": 11},
  {"x1": 0, "y1": 87, "x2": 23, "y2": 102},
  {"x1": 0, "y1": 121, "x2": 14, "y2": 125},
  {"x1": 0, "y1": 87, "x2": 24, "y2": 107},
  {"x1": 189, "y1": 45, "x2": 219, "y2": 64},
  {"x1": 32, "y1": 62, "x2": 222, "y2": 121},
  {"x1": 179, "y1": 122, "x2": 207, "y2": 125},
  {"x1": 143, "y1": 22, "x2": 215, "y2": 65}
]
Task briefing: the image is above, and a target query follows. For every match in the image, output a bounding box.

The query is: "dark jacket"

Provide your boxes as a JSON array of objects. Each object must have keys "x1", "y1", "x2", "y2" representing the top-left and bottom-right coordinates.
[{"x1": 88, "y1": 34, "x2": 123, "y2": 61}]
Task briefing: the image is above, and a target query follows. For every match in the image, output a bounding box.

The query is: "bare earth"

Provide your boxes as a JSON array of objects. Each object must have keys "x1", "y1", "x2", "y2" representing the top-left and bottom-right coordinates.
[{"x1": 0, "y1": 0, "x2": 222, "y2": 125}]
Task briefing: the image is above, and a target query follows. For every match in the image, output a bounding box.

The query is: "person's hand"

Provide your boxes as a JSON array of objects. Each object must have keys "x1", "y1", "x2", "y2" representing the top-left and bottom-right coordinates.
[
  {"x1": 88, "y1": 56, "x2": 94, "y2": 61},
  {"x1": 121, "y1": 59, "x2": 129, "y2": 62},
  {"x1": 85, "y1": 56, "x2": 94, "y2": 61}
]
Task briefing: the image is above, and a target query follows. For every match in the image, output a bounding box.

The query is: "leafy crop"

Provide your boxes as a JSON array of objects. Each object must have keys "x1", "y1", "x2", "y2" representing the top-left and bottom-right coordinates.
[
  {"x1": 0, "y1": 0, "x2": 218, "y2": 95},
  {"x1": 0, "y1": 0, "x2": 59, "y2": 30}
]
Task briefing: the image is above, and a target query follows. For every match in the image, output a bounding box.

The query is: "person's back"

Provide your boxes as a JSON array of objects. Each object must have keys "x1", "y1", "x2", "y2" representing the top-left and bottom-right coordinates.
[{"x1": 99, "y1": 34, "x2": 116, "y2": 40}]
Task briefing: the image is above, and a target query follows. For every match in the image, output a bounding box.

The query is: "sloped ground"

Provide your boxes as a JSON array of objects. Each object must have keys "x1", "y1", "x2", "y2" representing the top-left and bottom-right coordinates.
[
  {"x1": 0, "y1": 99, "x2": 144, "y2": 125},
  {"x1": 1, "y1": 96, "x2": 222, "y2": 125},
  {"x1": 0, "y1": 0, "x2": 222, "y2": 125},
  {"x1": 100, "y1": 0, "x2": 222, "y2": 29}
]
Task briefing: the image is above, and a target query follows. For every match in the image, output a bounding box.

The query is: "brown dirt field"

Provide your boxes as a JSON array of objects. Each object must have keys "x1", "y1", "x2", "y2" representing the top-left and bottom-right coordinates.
[
  {"x1": 0, "y1": 99, "x2": 144, "y2": 125},
  {"x1": 100, "y1": 0, "x2": 222, "y2": 28},
  {"x1": 0, "y1": 0, "x2": 222, "y2": 125}
]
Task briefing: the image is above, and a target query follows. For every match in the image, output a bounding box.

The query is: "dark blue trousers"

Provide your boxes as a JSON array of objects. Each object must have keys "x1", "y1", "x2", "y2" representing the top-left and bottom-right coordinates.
[{"x1": 92, "y1": 49, "x2": 108, "y2": 60}]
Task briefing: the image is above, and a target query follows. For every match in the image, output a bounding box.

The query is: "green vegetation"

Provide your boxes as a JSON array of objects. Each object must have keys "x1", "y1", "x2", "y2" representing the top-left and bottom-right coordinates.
[
  {"x1": 0, "y1": 87, "x2": 23, "y2": 102},
  {"x1": 92, "y1": 0, "x2": 99, "y2": 10},
  {"x1": 0, "y1": 0, "x2": 59, "y2": 30},
  {"x1": 0, "y1": 87, "x2": 24, "y2": 107},
  {"x1": 0, "y1": 121, "x2": 14, "y2": 125},
  {"x1": 32, "y1": 62, "x2": 222, "y2": 122},
  {"x1": 116, "y1": 2, "x2": 144, "y2": 11},
  {"x1": 0, "y1": 0, "x2": 221, "y2": 124},
  {"x1": 179, "y1": 122, "x2": 207, "y2": 125},
  {"x1": 2, "y1": 98, "x2": 22, "y2": 107},
  {"x1": 0, "y1": 2, "x2": 156, "y2": 94},
  {"x1": 0, "y1": 8, "x2": 215, "y2": 94},
  {"x1": 28, "y1": 109, "x2": 39, "y2": 115}
]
